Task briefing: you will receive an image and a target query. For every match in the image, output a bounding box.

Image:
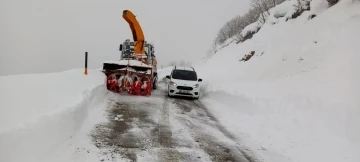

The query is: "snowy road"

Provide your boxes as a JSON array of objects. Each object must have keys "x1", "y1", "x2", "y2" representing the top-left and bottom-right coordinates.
[{"x1": 90, "y1": 81, "x2": 251, "y2": 162}]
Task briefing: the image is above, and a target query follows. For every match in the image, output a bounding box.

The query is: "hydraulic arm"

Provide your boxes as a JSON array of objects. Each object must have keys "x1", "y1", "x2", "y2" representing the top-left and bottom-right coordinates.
[{"x1": 122, "y1": 10, "x2": 145, "y2": 55}]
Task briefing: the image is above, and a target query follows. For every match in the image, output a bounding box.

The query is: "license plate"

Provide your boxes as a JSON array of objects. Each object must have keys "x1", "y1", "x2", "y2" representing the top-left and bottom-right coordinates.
[{"x1": 179, "y1": 90, "x2": 190, "y2": 93}]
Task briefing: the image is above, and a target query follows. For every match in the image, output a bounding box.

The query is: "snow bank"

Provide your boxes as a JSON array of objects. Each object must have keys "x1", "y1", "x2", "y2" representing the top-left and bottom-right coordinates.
[
  {"x1": 0, "y1": 69, "x2": 104, "y2": 133},
  {"x1": 0, "y1": 69, "x2": 109, "y2": 162},
  {"x1": 196, "y1": 0, "x2": 360, "y2": 162}
]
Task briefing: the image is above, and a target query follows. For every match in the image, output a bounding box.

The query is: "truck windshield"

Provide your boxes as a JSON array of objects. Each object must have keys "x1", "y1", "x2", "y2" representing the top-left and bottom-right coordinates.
[{"x1": 172, "y1": 70, "x2": 197, "y2": 81}]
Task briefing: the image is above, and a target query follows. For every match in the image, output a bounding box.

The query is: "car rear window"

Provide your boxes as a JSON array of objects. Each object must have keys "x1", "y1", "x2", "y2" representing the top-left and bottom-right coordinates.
[{"x1": 172, "y1": 70, "x2": 197, "y2": 81}]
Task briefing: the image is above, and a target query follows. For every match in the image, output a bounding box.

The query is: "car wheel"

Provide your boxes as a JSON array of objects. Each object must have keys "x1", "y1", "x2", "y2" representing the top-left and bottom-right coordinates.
[
  {"x1": 152, "y1": 77, "x2": 158, "y2": 90},
  {"x1": 168, "y1": 92, "x2": 172, "y2": 97},
  {"x1": 167, "y1": 86, "x2": 171, "y2": 97}
]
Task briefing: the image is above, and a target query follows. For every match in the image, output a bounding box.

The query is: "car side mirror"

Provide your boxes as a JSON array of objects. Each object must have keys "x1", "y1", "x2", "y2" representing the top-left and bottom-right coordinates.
[
  {"x1": 198, "y1": 78, "x2": 202, "y2": 82},
  {"x1": 119, "y1": 44, "x2": 122, "y2": 51},
  {"x1": 166, "y1": 75, "x2": 170, "y2": 79}
]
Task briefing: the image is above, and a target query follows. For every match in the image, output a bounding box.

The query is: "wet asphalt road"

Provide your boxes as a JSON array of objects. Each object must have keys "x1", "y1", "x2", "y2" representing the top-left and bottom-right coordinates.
[{"x1": 90, "y1": 81, "x2": 253, "y2": 162}]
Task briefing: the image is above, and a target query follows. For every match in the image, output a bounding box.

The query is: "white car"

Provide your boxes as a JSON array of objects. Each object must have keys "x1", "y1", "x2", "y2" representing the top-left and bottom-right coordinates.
[{"x1": 166, "y1": 66, "x2": 202, "y2": 99}]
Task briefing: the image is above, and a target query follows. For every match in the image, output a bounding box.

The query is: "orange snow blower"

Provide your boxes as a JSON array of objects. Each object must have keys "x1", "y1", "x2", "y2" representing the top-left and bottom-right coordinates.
[{"x1": 102, "y1": 10, "x2": 158, "y2": 96}]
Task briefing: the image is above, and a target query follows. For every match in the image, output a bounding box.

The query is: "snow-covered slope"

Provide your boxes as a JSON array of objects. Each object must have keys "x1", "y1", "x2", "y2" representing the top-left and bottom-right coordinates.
[
  {"x1": 194, "y1": 0, "x2": 360, "y2": 162},
  {"x1": 0, "y1": 69, "x2": 109, "y2": 162}
]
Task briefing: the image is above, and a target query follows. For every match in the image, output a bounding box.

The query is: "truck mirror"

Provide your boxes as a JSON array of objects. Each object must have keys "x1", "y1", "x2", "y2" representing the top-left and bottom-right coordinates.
[{"x1": 119, "y1": 44, "x2": 122, "y2": 51}]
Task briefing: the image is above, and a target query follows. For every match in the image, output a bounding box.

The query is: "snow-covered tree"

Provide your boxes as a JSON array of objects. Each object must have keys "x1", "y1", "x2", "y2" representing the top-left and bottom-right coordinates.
[{"x1": 214, "y1": 0, "x2": 286, "y2": 46}]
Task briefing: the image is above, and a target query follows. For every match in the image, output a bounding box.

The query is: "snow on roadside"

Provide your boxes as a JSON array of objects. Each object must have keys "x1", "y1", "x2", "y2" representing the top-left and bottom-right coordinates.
[
  {"x1": 0, "y1": 69, "x2": 110, "y2": 162},
  {"x1": 195, "y1": 0, "x2": 360, "y2": 162},
  {"x1": 0, "y1": 69, "x2": 104, "y2": 133}
]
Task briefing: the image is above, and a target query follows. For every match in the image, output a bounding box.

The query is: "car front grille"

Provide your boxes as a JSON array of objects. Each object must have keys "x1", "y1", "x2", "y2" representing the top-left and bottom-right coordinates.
[
  {"x1": 177, "y1": 86, "x2": 193, "y2": 90},
  {"x1": 175, "y1": 92, "x2": 192, "y2": 95}
]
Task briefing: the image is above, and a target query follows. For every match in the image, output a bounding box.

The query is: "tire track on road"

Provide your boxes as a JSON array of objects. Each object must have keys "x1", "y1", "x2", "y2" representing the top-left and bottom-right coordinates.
[
  {"x1": 90, "y1": 79, "x2": 258, "y2": 162},
  {"x1": 158, "y1": 97, "x2": 181, "y2": 162},
  {"x1": 170, "y1": 97, "x2": 250, "y2": 162},
  {"x1": 90, "y1": 98, "x2": 162, "y2": 162},
  {"x1": 193, "y1": 100, "x2": 261, "y2": 162}
]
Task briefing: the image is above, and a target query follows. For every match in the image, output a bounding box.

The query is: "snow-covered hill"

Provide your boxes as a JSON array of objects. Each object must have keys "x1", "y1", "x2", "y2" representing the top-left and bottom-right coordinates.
[{"x1": 194, "y1": 0, "x2": 360, "y2": 161}]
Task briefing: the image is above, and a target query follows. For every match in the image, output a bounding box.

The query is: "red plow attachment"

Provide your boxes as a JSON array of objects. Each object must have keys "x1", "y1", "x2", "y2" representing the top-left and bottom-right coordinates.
[{"x1": 103, "y1": 60, "x2": 154, "y2": 96}]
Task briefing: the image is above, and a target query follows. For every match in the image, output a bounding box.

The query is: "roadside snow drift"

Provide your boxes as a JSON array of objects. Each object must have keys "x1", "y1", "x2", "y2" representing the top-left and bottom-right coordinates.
[
  {"x1": 195, "y1": 0, "x2": 360, "y2": 162},
  {"x1": 0, "y1": 69, "x2": 104, "y2": 133},
  {"x1": 0, "y1": 69, "x2": 108, "y2": 162},
  {"x1": 0, "y1": 67, "x2": 178, "y2": 162}
]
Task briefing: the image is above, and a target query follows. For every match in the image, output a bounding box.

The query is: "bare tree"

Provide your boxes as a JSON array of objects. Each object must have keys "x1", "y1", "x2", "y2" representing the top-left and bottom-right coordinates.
[
  {"x1": 215, "y1": 26, "x2": 228, "y2": 44},
  {"x1": 294, "y1": 0, "x2": 311, "y2": 10},
  {"x1": 265, "y1": 0, "x2": 286, "y2": 8},
  {"x1": 250, "y1": 0, "x2": 270, "y2": 22},
  {"x1": 212, "y1": 41, "x2": 218, "y2": 53},
  {"x1": 213, "y1": 0, "x2": 286, "y2": 47}
]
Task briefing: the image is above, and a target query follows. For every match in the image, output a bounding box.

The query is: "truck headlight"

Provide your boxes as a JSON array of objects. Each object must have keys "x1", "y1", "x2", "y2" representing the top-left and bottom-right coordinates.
[{"x1": 193, "y1": 84, "x2": 199, "y2": 88}]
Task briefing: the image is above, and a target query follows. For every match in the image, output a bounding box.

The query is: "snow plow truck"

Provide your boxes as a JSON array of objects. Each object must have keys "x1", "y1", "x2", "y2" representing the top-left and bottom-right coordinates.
[{"x1": 102, "y1": 10, "x2": 158, "y2": 96}]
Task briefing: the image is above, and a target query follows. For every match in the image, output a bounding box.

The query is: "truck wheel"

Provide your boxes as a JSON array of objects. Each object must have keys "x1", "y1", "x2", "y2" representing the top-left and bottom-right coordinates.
[
  {"x1": 153, "y1": 82, "x2": 157, "y2": 90},
  {"x1": 152, "y1": 76, "x2": 158, "y2": 90}
]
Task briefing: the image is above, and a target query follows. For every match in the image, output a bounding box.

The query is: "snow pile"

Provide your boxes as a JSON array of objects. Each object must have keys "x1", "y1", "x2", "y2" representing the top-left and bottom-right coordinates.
[
  {"x1": 0, "y1": 69, "x2": 104, "y2": 132},
  {"x1": 0, "y1": 69, "x2": 109, "y2": 162},
  {"x1": 195, "y1": 0, "x2": 360, "y2": 162}
]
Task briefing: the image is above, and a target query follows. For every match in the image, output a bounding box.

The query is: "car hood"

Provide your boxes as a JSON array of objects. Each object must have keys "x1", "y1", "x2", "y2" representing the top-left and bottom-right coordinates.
[{"x1": 170, "y1": 78, "x2": 198, "y2": 86}]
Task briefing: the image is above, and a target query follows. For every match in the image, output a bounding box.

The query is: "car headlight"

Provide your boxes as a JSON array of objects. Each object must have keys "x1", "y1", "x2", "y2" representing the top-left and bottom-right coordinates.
[
  {"x1": 193, "y1": 84, "x2": 199, "y2": 88},
  {"x1": 170, "y1": 81, "x2": 177, "y2": 86}
]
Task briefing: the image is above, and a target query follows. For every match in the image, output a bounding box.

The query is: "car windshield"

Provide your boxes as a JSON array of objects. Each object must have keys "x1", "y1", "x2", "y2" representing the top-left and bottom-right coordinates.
[{"x1": 172, "y1": 69, "x2": 197, "y2": 81}]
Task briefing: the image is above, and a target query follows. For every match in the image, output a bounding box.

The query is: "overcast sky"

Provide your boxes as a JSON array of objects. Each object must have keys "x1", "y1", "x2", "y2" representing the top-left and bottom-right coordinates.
[{"x1": 0, "y1": 0, "x2": 250, "y2": 76}]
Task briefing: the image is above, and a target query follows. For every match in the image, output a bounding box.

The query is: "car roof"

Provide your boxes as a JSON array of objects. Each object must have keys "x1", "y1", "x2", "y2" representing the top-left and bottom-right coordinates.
[{"x1": 173, "y1": 66, "x2": 195, "y2": 71}]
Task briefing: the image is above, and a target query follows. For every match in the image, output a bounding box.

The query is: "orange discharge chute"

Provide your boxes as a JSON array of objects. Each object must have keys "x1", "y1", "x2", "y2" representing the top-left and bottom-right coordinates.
[{"x1": 122, "y1": 10, "x2": 145, "y2": 56}]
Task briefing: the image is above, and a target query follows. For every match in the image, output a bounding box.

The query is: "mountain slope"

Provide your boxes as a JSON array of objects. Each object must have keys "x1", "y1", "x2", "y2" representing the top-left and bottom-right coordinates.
[{"x1": 194, "y1": 0, "x2": 360, "y2": 161}]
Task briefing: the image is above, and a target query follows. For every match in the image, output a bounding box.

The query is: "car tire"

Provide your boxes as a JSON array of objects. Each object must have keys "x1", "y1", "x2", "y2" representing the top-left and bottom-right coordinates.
[
  {"x1": 167, "y1": 86, "x2": 171, "y2": 97},
  {"x1": 152, "y1": 77, "x2": 158, "y2": 90},
  {"x1": 168, "y1": 92, "x2": 172, "y2": 98}
]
